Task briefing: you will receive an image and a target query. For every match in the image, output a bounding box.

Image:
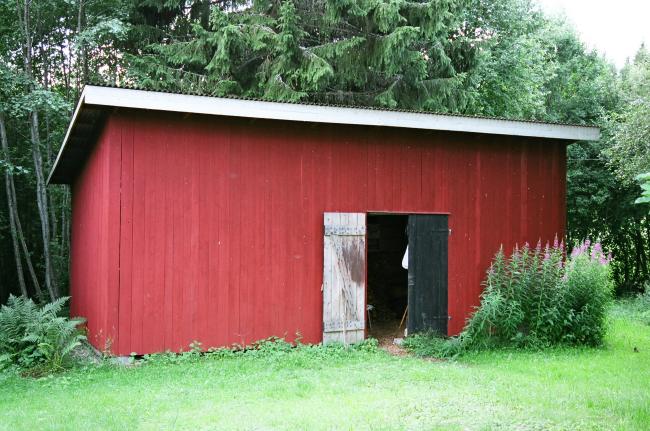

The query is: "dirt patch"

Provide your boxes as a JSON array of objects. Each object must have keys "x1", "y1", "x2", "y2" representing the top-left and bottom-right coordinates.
[
  {"x1": 382, "y1": 342, "x2": 409, "y2": 357},
  {"x1": 369, "y1": 319, "x2": 447, "y2": 361},
  {"x1": 369, "y1": 318, "x2": 410, "y2": 356}
]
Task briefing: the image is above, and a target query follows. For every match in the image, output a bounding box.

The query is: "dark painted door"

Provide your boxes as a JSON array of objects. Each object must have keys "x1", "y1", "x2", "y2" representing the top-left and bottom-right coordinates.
[{"x1": 407, "y1": 215, "x2": 448, "y2": 335}]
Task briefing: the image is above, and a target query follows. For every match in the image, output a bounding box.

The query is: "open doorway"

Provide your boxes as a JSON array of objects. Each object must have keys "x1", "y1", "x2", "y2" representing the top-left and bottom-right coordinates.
[
  {"x1": 366, "y1": 214, "x2": 409, "y2": 344},
  {"x1": 322, "y1": 212, "x2": 448, "y2": 345}
]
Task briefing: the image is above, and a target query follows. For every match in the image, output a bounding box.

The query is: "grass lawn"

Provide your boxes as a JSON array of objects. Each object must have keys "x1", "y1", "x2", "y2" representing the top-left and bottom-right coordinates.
[{"x1": 1, "y1": 301, "x2": 649, "y2": 431}]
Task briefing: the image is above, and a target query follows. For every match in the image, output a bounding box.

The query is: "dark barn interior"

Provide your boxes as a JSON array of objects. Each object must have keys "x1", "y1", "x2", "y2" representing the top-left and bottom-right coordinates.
[{"x1": 366, "y1": 214, "x2": 409, "y2": 343}]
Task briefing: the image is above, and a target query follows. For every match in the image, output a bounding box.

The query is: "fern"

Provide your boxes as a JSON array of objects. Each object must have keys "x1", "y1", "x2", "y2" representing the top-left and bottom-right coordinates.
[{"x1": 0, "y1": 295, "x2": 86, "y2": 372}]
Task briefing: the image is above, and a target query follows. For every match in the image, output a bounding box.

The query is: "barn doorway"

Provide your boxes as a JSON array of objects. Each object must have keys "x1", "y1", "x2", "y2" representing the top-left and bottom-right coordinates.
[
  {"x1": 366, "y1": 214, "x2": 409, "y2": 343},
  {"x1": 366, "y1": 213, "x2": 449, "y2": 344},
  {"x1": 321, "y1": 212, "x2": 448, "y2": 346}
]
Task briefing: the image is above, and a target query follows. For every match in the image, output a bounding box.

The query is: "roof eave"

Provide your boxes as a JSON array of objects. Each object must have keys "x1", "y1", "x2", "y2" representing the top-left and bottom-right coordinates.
[
  {"x1": 83, "y1": 85, "x2": 600, "y2": 141},
  {"x1": 47, "y1": 85, "x2": 601, "y2": 185},
  {"x1": 47, "y1": 88, "x2": 87, "y2": 185}
]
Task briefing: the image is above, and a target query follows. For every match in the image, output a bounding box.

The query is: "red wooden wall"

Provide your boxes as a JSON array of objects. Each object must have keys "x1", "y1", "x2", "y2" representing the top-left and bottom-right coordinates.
[
  {"x1": 70, "y1": 109, "x2": 566, "y2": 355},
  {"x1": 70, "y1": 120, "x2": 121, "y2": 352}
]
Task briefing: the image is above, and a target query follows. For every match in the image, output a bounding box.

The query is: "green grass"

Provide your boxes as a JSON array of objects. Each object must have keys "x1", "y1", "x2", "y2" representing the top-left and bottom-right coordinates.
[{"x1": 1, "y1": 301, "x2": 649, "y2": 431}]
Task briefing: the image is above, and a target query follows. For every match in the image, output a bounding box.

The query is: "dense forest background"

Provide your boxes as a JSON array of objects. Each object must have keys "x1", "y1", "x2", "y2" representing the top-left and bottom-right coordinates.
[{"x1": 1, "y1": 0, "x2": 648, "y2": 304}]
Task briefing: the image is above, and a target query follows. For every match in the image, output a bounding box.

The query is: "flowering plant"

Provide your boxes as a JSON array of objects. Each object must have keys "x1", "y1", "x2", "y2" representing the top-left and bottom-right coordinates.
[
  {"x1": 563, "y1": 240, "x2": 614, "y2": 345},
  {"x1": 458, "y1": 237, "x2": 613, "y2": 351},
  {"x1": 570, "y1": 239, "x2": 612, "y2": 265}
]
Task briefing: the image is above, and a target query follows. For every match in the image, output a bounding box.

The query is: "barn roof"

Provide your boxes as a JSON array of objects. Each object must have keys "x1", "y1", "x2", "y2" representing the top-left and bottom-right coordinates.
[{"x1": 48, "y1": 84, "x2": 600, "y2": 184}]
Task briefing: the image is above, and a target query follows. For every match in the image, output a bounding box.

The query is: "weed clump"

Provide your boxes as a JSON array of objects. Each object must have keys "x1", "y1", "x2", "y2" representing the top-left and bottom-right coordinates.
[{"x1": 138, "y1": 335, "x2": 380, "y2": 367}]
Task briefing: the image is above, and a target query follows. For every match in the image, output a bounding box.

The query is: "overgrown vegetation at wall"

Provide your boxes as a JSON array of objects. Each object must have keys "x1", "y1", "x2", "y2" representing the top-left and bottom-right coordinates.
[
  {"x1": 0, "y1": 296, "x2": 86, "y2": 374},
  {"x1": 404, "y1": 240, "x2": 614, "y2": 357},
  {"x1": 137, "y1": 336, "x2": 379, "y2": 367}
]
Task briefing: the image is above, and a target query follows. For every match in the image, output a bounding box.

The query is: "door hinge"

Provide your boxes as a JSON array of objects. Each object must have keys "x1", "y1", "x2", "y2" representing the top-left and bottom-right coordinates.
[
  {"x1": 324, "y1": 225, "x2": 366, "y2": 236},
  {"x1": 323, "y1": 320, "x2": 365, "y2": 332}
]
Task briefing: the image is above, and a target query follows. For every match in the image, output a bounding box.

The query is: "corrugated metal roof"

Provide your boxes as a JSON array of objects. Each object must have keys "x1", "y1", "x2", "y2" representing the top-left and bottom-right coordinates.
[{"x1": 87, "y1": 81, "x2": 597, "y2": 129}]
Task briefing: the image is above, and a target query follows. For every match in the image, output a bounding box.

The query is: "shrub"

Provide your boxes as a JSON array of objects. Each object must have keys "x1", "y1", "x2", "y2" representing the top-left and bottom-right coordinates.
[
  {"x1": 404, "y1": 239, "x2": 614, "y2": 357},
  {"x1": 0, "y1": 295, "x2": 86, "y2": 373},
  {"x1": 562, "y1": 243, "x2": 614, "y2": 345},
  {"x1": 462, "y1": 240, "x2": 613, "y2": 350}
]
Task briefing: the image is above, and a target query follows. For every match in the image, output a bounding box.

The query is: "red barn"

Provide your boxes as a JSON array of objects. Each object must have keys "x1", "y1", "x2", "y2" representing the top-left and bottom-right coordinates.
[{"x1": 48, "y1": 85, "x2": 599, "y2": 355}]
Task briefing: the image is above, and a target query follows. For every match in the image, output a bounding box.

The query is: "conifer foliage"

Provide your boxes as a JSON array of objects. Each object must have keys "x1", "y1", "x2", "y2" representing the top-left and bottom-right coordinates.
[{"x1": 127, "y1": 0, "x2": 479, "y2": 111}]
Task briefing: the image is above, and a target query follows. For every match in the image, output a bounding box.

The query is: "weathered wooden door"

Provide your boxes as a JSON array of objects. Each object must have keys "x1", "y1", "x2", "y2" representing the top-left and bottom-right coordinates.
[
  {"x1": 322, "y1": 213, "x2": 366, "y2": 344},
  {"x1": 407, "y1": 215, "x2": 448, "y2": 335}
]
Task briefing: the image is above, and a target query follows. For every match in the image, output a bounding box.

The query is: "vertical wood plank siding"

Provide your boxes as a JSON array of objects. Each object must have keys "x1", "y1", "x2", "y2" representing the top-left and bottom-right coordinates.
[
  {"x1": 70, "y1": 120, "x2": 121, "y2": 351},
  {"x1": 70, "y1": 110, "x2": 567, "y2": 355}
]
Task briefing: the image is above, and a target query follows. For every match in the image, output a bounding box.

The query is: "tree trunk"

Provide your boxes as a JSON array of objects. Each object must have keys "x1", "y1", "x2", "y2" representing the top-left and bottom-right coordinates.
[
  {"x1": 20, "y1": 0, "x2": 57, "y2": 301},
  {"x1": 0, "y1": 113, "x2": 42, "y2": 298},
  {"x1": 77, "y1": 0, "x2": 88, "y2": 84},
  {"x1": 1, "y1": 114, "x2": 28, "y2": 296},
  {"x1": 44, "y1": 77, "x2": 60, "y2": 297},
  {"x1": 30, "y1": 110, "x2": 57, "y2": 301},
  {"x1": 59, "y1": 44, "x2": 71, "y2": 100},
  {"x1": 9, "y1": 168, "x2": 43, "y2": 299}
]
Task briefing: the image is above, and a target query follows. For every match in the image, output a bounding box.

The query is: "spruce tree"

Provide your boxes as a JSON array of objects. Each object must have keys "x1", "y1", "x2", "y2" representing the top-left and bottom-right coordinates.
[{"x1": 127, "y1": 0, "x2": 479, "y2": 112}]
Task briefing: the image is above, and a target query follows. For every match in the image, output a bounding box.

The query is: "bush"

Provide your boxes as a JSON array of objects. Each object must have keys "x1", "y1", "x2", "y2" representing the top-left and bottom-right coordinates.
[
  {"x1": 562, "y1": 243, "x2": 614, "y2": 345},
  {"x1": 462, "y1": 240, "x2": 613, "y2": 350},
  {"x1": 0, "y1": 295, "x2": 86, "y2": 373},
  {"x1": 404, "y1": 239, "x2": 614, "y2": 357}
]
